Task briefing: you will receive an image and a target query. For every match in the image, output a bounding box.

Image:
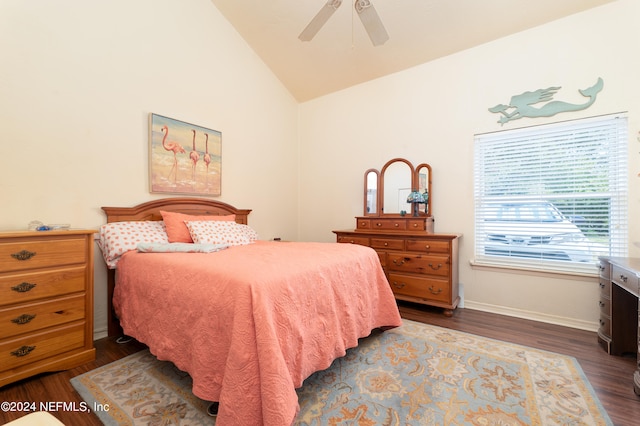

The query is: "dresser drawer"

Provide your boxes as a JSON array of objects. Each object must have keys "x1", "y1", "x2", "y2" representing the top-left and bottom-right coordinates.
[
  {"x1": 388, "y1": 273, "x2": 451, "y2": 303},
  {"x1": 598, "y1": 296, "x2": 611, "y2": 317},
  {"x1": 370, "y1": 238, "x2": 404, "y2": 251},
  {"x1": 356, "y1": 219, "x2": 371, "y2": 230},
  {"x1": 371, "y1": 219, "x2": 406, "y2": 231},
  {"x1": 598, "y1": 260, "x2": 610, "y2": 279},
  {"x1": 336, "y1": 235, "x2": 370, "y2": 246},
  {"x1": 405, "y1": 239, "x2": 450, "y2": 254},
  {"x1": 0, "y1": 294, "x2": 85, "y2": 340},
  {"x1": 0, "y1": 266, "x2": 86, "y2": 307},
  {"x1": 599, "y1": 279, "x2": 611, "y2": 298},
  {"x1": 611, "y1": 265, "x2": 639, "y2": 297},
  {"x1": 0, "y1": 322, "x2": 85, "y2": 373},
  {"x1": 0, "y1": 238, "x2": 87, "y2": 273},
  {"x1": 387, "y1": 253, "x2": 450, "y2": 277},
  {"x1": 598, "y1": 315, "x2": 611, "y2": 337}
]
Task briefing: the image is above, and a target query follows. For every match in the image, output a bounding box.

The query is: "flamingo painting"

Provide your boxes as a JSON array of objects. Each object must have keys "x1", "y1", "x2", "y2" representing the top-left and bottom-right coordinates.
[
  {"x1": 160, "y1": 125, "x2": 186, "y2": 183},
  {"x1": 150, "y1": 114, "x2": 221, "y2": 196},
  {"x1": 189, "y1": 129, "x2": 200, "y2": 181}
]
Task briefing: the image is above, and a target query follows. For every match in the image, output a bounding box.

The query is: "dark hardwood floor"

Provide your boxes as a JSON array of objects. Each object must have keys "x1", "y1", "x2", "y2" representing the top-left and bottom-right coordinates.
[{"x1": 1, "y1": 303, "x2": 638, "y2": 425}]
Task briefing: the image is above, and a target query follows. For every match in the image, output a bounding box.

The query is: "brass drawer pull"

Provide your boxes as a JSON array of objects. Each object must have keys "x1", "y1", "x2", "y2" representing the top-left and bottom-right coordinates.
[
  {"x1": 11, "y1": 250, "x2": 36, "y2": 261},
  {"x1": 391, "y1": 281, "x2": 406, "y2": 289},
  {"x1": 394, "y1": 223, "x2": 399, "y2": 227},
  {"x1": 11, "y1": 282, "x2": 37, "y2": 293},
  {"x1": 428, "y1": 286, "x2": 442, "y2": 295},
  {"x1": 11, "y1": 314, "x2": 36, "y2": 325},
  {"x1": 429, "y1": 263, "x2": 443, "y2": 270},
  {"x1": 424, "y1": 245, "x2": 430, "y2": 250},
  {"x1": 11, "y1": 345, "x2": 36, "y2": 357},
  {"x1": 376, "y1": 222, "x2": 382, "y2": 227},
  {"x1": 392, "y1": 258, "x2": 409, "y2": 266}
]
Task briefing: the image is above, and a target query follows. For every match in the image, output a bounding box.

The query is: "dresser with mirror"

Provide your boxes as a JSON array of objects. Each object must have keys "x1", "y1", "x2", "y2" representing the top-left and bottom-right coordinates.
[{"x1": 334, "y1": 158, "x2": 461, "y2": 316}]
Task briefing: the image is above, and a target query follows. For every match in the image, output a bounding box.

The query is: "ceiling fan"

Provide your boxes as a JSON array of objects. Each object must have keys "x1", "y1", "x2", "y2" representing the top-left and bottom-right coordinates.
[{"x1": 298, "y1": 0, "x2": 389, "y2": 46}]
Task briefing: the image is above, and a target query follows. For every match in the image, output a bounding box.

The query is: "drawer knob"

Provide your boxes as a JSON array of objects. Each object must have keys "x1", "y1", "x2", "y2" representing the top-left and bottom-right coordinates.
[
  {"x1": 394, "y1": 223, "x2": 399, "y2": 227},
  {"x1": 412, "y1": 223, "x2": 418, "y2": 228},
  {"x1": 599, "y1": 282, "x2": 605, "y2": 289},
  {"x1": 11, "y1": 282, "x2": 37, "y2": 293},
  {"x1": 10, "y1": 345, "x2": 36, "y2": 358},
  {"x1": 391, "y1": 281, "x2": 406, "y2": 289},
  {"x1": 376, "y1": 222, "x2": 382, "y2": 227},
  {"x1": 11, "y1": 314, "x2": 36, "y2": 325},
  {"x1": 620, "y1": 274, "x2": 628, "y2": 283},
  {"x1": 11, "y1": 250, "x2": 37, "y2": 261},
  {"x1": 424, "y1": 245, "x2": 430, "y2": 250},
  {"x1": 428, "y1": 286, "x2": 443, "y2": 295},
  {"x1": 392, "y1": 258, "x2": 408, "y2": 266},
  {"x1": 429, "y1": 263, "x2": 443, "y2": 271},
  {"x1": 599, "y1": 301, "x2": 605, "y2": 308}
]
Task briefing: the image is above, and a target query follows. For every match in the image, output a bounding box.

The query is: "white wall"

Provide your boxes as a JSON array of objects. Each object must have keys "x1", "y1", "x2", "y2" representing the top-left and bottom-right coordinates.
[
  {"x1": 0, "y1": 0, "x2": 299, "y2": 339},
  {"x1": 298, "y1": 0, "x2": 640, "y2": 330}
]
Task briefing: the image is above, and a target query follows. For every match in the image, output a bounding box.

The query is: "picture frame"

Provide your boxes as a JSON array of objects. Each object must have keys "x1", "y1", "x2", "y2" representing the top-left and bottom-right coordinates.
[{"x1": 149, "y1": 113, "x2": 221, "y2": 196}]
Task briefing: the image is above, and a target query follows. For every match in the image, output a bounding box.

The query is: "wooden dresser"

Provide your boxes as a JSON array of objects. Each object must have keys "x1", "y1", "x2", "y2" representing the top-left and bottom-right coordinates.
[
  {"x1": 597, "y1": 257, "x2": 640, "y2": 395},
  {"x1": 334, "y1": 216, "x2": 460, "y2": 316},
  {"x1": 0, "y1": 230, "x2": 96, "y2": 387}
]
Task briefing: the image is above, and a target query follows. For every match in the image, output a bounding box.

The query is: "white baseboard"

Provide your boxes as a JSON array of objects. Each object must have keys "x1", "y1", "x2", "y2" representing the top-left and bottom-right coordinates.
[
  {"x1": 93, "y1": 328, "x2": 108, "y2": 341},
  {"x1": 463, "y1": 300, "x2": 598, "y2": 332}
]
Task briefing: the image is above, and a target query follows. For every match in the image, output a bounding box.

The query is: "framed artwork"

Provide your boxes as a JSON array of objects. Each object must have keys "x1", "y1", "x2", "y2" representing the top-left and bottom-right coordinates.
[{"x1": 149, "y1": 113, "x2": 221, "y2": 196}]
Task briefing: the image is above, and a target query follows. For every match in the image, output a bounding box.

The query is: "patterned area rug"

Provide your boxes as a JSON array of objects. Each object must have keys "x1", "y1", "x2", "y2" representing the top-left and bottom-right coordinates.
[{"x1": 71, "y1": 320, "x2": 612, "y2": 425}]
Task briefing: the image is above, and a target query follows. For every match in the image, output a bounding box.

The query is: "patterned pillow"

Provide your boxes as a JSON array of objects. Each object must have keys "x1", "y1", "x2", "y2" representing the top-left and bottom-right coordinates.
[
  {"x1": 235, "y1": 224, "x2": 259, "y2": 242},
  {"x1": 98, "y1": 221, "x2": 169, "y2": 268},
  {"x1": 185, "y1": 221, "x2": 252, "y2": 246},
  {"x1": 160, "y1": 210, "x2": 236, "y2": 243}
]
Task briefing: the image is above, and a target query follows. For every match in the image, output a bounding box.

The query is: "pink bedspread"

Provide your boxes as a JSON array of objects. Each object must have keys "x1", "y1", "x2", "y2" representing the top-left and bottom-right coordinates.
[{"x1": 114, "y1": 241, "x2": 401, "y2": 426}]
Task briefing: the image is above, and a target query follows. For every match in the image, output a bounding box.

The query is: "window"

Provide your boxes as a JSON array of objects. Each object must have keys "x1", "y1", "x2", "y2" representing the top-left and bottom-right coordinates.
[{"x1": 474, "y1": 114, "x2": 628, "y2": 275}]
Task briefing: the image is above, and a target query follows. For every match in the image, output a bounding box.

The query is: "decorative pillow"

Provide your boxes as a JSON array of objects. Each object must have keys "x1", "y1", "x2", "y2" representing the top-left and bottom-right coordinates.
[
  {"x1": 185, "y1": 221, "x2": 252, "y2": 246},
  {"x1": 98, "y1": 221, "x2": 169, "y2": 268},
  {"x1": 235, "y1": 224, "x2": 259, "y2": 242},
  {"x1": 160, "y1": 210, "x2": 236, "y2": 243}
]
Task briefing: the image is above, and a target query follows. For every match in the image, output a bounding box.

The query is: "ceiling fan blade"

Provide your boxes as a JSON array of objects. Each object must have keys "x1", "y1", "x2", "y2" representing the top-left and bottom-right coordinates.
[
  {"x1": 299, "y1": 0, "x2": 343, "y2": 42},
  {"x1": 355, "y1": 0, "x2": 389, "y2": 46}
]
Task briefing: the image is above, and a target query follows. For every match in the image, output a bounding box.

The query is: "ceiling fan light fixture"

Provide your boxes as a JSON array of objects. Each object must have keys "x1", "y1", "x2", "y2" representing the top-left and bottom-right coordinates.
[
  {"x1": 298, "y1": 0, "x2": 343, "y2": 42},
  {"x1": 355, "y1": 0, "x2": 389, "y2": 46}
]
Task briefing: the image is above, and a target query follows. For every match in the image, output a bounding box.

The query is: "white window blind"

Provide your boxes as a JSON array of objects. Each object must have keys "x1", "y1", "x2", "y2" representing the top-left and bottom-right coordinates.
[{"x1": 474, "y1": 114, "x2": 628, "y2": 275}]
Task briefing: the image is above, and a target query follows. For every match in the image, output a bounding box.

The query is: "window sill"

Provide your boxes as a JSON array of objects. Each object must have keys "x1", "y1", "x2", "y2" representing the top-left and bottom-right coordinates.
[{"x1": 469, "y1": 258, "x2": 599, "y2": 279}]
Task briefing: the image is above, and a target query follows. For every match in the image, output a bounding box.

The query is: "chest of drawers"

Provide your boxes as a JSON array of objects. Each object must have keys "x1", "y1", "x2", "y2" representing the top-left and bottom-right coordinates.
[
  {"x1": 334, "y1": 227, "x2": 460, "y2": 316},
  {"x1": 597, "y1": 257, "x2": 640, "y2": 395},
  {"x1": 0, "y1": 230, "x2": 96, "y2": 387}
]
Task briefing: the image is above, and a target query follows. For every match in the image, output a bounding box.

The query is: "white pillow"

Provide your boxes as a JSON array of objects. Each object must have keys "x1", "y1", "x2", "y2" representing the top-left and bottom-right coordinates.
[
  {"x1": 98, "y1": 221, "x2": 169, "y2": 268},
  {"x1": 185, "y1": 221, "x2": 253, "y2": 246}
]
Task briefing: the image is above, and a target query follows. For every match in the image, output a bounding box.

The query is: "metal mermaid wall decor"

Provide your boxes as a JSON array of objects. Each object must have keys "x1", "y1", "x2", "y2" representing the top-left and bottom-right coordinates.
[{"x1": 488, "y1": 77, "x2": 603, "y2": 125}]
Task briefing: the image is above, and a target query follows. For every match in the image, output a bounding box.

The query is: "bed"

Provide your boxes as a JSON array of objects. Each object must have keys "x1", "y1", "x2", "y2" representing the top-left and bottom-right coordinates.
[{"x1": 99, "y1": 198, "x2": 402, "y2": 426}]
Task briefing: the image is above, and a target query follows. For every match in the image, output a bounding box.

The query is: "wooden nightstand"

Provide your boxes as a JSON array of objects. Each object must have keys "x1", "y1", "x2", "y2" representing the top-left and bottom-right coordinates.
[{"x1": 0, "y1": 230, "x2": 96, "y2": 387}]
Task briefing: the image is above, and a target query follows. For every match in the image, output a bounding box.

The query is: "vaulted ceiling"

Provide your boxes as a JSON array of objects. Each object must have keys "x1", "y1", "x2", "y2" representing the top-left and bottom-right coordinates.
[{"x1": 211, "y1": 0, "x2": 616, "y2": 102}]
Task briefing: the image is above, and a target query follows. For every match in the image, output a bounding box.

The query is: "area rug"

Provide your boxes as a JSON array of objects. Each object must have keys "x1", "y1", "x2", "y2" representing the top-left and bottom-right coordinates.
[{"x1": 71, "y1": 320, "x2": 612, "y2": 425}]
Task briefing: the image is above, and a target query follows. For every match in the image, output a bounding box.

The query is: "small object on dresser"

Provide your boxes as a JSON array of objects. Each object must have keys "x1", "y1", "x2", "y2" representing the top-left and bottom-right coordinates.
[{"x1": 406, "y1": 189, "x2": 426, "y2": 217}]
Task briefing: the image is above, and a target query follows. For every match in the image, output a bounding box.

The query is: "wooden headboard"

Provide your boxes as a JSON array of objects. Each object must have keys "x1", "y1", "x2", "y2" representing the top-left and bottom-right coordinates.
[
  {"x1": 102, "y1": 197, "x2": 251, "y2": 224},
  {"x1": 101, "y1": 197, "x2": 252, "y2": 337}
]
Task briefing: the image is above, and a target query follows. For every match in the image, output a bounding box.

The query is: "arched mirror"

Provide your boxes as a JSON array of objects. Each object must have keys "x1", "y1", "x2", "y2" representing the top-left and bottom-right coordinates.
[
  {"x1": 364, "y1": 158, "x2": 433, "y2": 217},
  {"x1": 363, "y1": 169, "x2": 379, "y2": 215},
  {"x1": 380, "y1": 158, "x2": 414, "y2": 215},
  {"x1": 415, "y1": 163, "x2": 432, "y2": 216}
]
